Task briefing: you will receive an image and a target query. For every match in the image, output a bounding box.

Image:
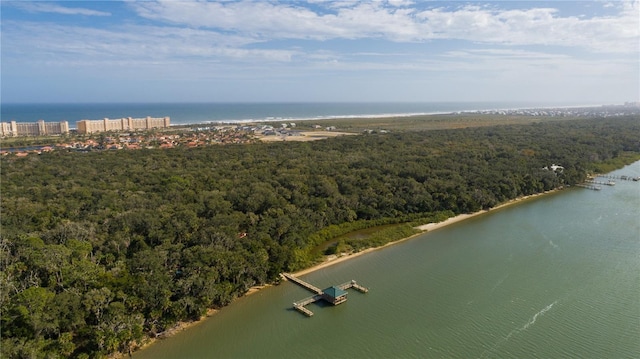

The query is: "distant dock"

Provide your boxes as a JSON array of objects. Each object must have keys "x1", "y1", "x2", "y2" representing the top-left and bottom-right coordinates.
[
  {"x1": 577, "y1": 173, "x2": 639, "y2": 191},
  {"x1": 576, "y1": 184, "x2": 601, "y2": 191},
  {"x1": 282, "y1": 273, "x2": 368, "y2": 317},
  {"x1": 585, "y1": 179, "x2": 616, "y2": 186},
  {"x1": 597, "y1": 174, "x2": 640, "y2": 182}
]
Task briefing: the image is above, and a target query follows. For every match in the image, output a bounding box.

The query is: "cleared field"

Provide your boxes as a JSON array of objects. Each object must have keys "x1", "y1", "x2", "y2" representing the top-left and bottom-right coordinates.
[{"x1": 257, "y1": 131, "x2": 358, "y2": 142}]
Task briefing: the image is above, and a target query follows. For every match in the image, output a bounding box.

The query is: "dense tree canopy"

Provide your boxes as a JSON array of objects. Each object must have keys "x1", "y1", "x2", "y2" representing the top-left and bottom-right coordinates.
[{"x1": 1, "y1": 116, "x2": 639, "y2": 358}]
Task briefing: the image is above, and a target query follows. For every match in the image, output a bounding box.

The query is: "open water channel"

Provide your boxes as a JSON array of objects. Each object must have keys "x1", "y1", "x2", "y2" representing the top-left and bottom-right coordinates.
[{"x1": 134, "y1": 162, "x2": 640, "y2": 359}]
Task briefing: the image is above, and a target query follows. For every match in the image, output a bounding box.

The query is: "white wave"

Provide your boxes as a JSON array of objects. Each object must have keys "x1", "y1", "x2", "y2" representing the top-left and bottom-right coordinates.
[
  {"x1": 201, "y1": 111, "x2": 453, "y2": 125},
  {"x1": 521, "y1": 301, "x2": 557, "y2": 330},
  {"x1": 478, "y1": 300, "x2": 558, "y2": 359}
]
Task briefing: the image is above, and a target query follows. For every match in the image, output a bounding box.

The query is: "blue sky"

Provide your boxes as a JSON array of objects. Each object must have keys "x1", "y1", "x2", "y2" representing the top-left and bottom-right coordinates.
[{"x1": 1, "y1": 1, "x2": 638, "y2": 104}]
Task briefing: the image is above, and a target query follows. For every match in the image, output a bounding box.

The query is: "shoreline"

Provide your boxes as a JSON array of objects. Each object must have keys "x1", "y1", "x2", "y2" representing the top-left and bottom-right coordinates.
[
  {"x1": 3, "y1": 102, "x2": 616, "y2": 129},
  {"x1": 127, "y1": 188, "x2": 558, "y2": 357},
  {"x1": 293, "y1": 189, "x2": 557, "y2": 277},
  {"x1": 121, "y1": 285, "x2": 271, "y2": 358}
]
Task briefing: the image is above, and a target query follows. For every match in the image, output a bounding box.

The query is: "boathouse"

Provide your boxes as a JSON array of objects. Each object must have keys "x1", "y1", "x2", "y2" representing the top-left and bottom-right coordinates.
[
  {"x1": 282, "y1": 273, "x2": 369, "y2": 316},
  {"x1": 322, "y1": 286, "x2": 348, "y2": 305}
]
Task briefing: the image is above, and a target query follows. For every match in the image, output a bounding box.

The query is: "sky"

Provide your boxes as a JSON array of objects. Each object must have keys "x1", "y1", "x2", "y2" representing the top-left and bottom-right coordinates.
[{"x1": 1, "y1": 0, "x2": 638, "y2": 104}]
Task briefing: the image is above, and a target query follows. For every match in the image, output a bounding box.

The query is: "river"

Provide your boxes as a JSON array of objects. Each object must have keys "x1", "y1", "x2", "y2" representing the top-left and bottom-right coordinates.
[{"x1": 134, "y1": 162, "x2": 640, "y2": 358}]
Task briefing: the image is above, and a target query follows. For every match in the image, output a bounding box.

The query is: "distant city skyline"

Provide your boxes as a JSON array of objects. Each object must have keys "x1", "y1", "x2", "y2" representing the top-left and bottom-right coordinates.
[{"x1": 1, "y1": 1, "x2": 638, "y2": 104}]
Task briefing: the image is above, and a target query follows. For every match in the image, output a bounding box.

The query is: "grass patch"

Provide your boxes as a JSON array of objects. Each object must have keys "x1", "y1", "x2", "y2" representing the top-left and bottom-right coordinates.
[
  {"x1": 590, "y1": 152, "x2": 640, "y2": 174},
  {"x1": 341, "y1": 224, "x2": 421, "y2": 252},
  {"x1": 314, "y1": 210, "x2": 456, "y2": 257}
]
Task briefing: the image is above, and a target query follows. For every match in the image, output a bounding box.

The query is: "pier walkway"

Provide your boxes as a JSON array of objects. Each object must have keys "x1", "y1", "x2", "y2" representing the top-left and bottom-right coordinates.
[
  {"x1": 586, "y1": 179, "x2": 615, "y2": 186},
  {"x1": 293, "y1": 294, "x2": 323, "y2": 316},
  {"x1": 282, "y1": 273, "x2": 323, "y2": 294},
  {"x1": 576, "y1": 184, "x2": 601, "y2": 191},
  {"x1": 597, "y1": 174, "x2": 640, "y2": 181},
  {"x1": 578, "y1": 173, "x2": 640, "y2": 191}
]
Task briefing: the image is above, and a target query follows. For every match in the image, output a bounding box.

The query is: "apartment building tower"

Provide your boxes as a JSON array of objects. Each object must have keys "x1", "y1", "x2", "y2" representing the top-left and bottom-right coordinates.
[
  {"x1": 76, "y1": 116, "x2": 170, "y2": 134},
  {"x1": 1, "y1": 120, "x2": 70, "y2": 137}
]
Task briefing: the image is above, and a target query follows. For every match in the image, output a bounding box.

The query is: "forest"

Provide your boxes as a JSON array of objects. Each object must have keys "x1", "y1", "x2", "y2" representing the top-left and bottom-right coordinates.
[{"x1": 1, "y1": 115, "x2": 639, "y2": 358}]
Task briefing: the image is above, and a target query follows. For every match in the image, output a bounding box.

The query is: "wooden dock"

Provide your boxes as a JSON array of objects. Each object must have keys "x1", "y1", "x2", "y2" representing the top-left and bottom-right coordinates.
[
  {"x1": 293, "y1": 294, "x2": 323, "y2": 316},
  {"x1": 586, "y1": 179, "x2": 615, "y2": 186},
  {"x1": 282, "y1": 273, "x2": 323, "y2": 294},
  {"x1": 598, "y1": 174, "x2": 640, "y2": 182},
  {"x1": 293, "y1": 303, "x2": 315, "y2": 317},
  {"x1": 576, "y1": 183, "x2": 601, "y2": 191},
  {"x1": 338, "y1": 280, "x2": 369, "y2": 293},
  {"x1": 282, "y1": 273, "x2": 369, "y2": 317}
]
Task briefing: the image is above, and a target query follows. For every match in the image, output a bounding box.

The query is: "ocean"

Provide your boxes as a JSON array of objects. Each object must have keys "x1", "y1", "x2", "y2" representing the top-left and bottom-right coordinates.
[{"x1": 1, "y1": 102, "x2": 577, "y2": 128}]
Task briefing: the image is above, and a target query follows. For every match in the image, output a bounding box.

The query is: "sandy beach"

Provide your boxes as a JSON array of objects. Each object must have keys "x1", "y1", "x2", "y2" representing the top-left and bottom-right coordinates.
[{"x1": 128, "y1": 189, "x2": 557, "y2": 357}]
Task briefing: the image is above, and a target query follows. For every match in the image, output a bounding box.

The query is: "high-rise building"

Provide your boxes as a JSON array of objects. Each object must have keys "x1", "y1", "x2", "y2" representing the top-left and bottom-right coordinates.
[
  {"x1": 0, "y1": 120, "x2": 69, "y2": 137},
  {"x1": 76, "y1": 116, "x2": 170, "y2": 134}
]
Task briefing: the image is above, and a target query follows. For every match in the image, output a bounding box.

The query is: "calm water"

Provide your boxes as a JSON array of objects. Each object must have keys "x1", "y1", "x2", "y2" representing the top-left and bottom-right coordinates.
[
  {"x1": 135, "y1": 162, "x2": 640, "y2": 359},
  {"x1": 1, "y1": 102, "x2": 565, "y2": 128}
]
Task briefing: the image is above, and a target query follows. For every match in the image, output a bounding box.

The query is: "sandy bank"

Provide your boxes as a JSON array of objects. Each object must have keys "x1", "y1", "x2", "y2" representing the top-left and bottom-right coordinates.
[{"x1": 416, "y1": 190, "x2": 557, "y2": 231}]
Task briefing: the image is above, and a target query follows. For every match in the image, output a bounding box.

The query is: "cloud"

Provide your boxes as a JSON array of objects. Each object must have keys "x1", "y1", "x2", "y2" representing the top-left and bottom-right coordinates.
[
  {"x1": 2, "y1": 0, "x2": 637, "y2": 103},
  {"x1": 12, "y1": 2, "x2": 111, "y2": 16},
  {"x1": 131, "y1": 1, "x2": 346, "y2": 40},
  {"x1": 129, "y1": 1, "x2": 424, "y2": 41},
  {"x1": 386, "y1": 0, "x2": 415, "y2": 7},
  {"x1": 128, "y1": 0, "x2": 638, "y2": 53},
  {"x1": 1, "y1": 20, "x2": 296, "y2": 66},
  {"x1": 443, "y1": 49, "x2": 572, "y2": 61},
  {"x1": 416, "y1": 4, "x2": 639, "y2": 53}
]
